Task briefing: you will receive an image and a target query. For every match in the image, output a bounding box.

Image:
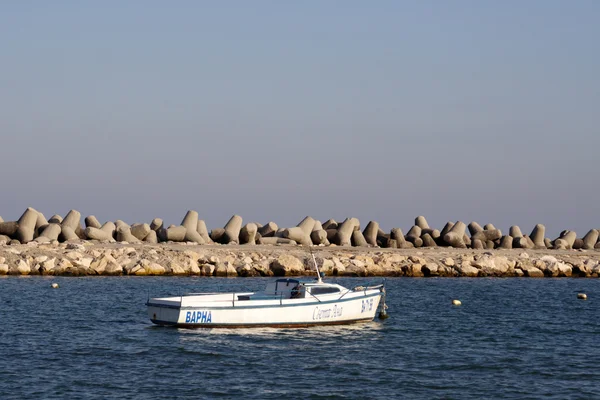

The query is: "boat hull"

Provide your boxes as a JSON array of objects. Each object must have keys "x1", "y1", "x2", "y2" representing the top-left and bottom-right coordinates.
[{"x1": 147, "y1": 289, "x2": 382, "y2": 328}]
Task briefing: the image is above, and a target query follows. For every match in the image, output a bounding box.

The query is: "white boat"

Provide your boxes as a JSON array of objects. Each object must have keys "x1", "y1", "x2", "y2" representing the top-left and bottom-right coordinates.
[{"x1": 146, "y1": 254, "x2": 388, "y2": 328}]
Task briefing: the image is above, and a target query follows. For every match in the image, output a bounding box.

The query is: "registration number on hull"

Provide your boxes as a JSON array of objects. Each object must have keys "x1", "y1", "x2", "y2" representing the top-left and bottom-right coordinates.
[{"x1": 185, "y1": 311, "x2": 212, "y2": 323}]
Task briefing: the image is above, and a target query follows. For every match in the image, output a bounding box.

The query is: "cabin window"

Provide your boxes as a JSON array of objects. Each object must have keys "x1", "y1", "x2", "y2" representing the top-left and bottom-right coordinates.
[{"x1": 309, "y1": 287, "x2": 341, "y2": 295}]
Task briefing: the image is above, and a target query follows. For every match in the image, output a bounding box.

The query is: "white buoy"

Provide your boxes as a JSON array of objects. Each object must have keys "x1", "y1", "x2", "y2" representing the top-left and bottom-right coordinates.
[
  {"x1": 452, "y1": 299, "x2": 462, "y2": 306},
  {"x1": 577, "y1": 293, "x2": 587, "y2": 300},
  {"x1": 51, "y1": 283, "x2": 59, "y2": 289}
]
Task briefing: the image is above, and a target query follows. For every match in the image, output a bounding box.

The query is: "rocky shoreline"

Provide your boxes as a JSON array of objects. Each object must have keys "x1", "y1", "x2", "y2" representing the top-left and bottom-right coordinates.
[{"x1": 1, "y1": 242, "x2": 599, "y2": 278}]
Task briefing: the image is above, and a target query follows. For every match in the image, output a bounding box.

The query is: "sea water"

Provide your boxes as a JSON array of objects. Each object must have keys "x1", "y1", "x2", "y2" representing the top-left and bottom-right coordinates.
[{"x1": 1, "y1": 276, "x2": 598, "y2": 399}]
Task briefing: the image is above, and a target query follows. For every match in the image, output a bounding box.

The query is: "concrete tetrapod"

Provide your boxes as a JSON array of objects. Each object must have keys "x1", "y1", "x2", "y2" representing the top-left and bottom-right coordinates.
[
  {"x1": 197, "y1": 220, "x2": 212, "y2": 243},
  {"x1": 282, "y1": 227, "x2": 312, "y2": 246},
  {"x1": 297, "y1": 216, "x2": 316, "y2": 236},
  {"x1": 130, "y1": 223, "x2": 152, "y2": 241},
  {"x1": 116, "y1": 225, "x2": 141, "y2": 243},
  {"x1": 221, "y1": 215, "x2": 243, "y2": 244},
  {"x1": 61, "y1": 226, "x2": 79, "y2": 242},
  {"x1": 390, "y1": 228, "x2": 412, "y2": 249},
  {"x1": 144, "y1": 230, "x2": 158, "y2": 243},
  {"x1": 210, "y1": 228, "x2": 226, "y2": 243},
  {"x1": 0, "y1": 221, "x2": 18, "y2": 236},
  {"x1": 310, "y1": 230, "x2": 329, "y2": 246},
  {"x1": 443, "y1": 221, "x2": 467, "y2": 248},
  {"x1": 36, "y1": 223, "x2": 62, "y2": 242},
  {"x1": 509, "y1": 226, "x2": 523, "y2": 238},
  {"x1": 62, "y1": 210, "x2": 82, "y2": 231},
  {"x1": 48, "y1": 215, "x2": 63, "y2": 224},
  {"x1": 100, "y1": 222, "x2": 116, "y2": 239},
  {"x1": 85, "y1": 227, "x2": 113, "y2": 241},
  {"x1": 150, "y1": 218, "x2": 163, "y2": 231},
  {"x1": 499, "y1": 235, "x2": 513, "y2": 249},
  {"x1": 405, "y1": 226, "x2": 423, "y2": 248},
  {"x1": 421, "y1": 233, "x2": 437, "y2": 247},
  {"x1": 334, "y1": 218, "x2": 360, "y2": 246},
  {"x1": 468, "y1": 222, "x2": 484, "y2": 237},
  {"x1": 415, "y1": 216, "x2": 430, "y2": 230},
  {"x1": 440, "y1": 222, "x2": 455, "y2": 239},
  {"x1": 583, "y1": 229, "x2": 599, "y2": 250},
  {"x1": 351, "y1": 230, "x2": 368, "y2": 247},
  {"x1": 35, "y1": 211, "x2": 48, "y2": 236},
  {"x1": 15, "y1": 207, "x2": 39, "y2": 243},
  {"x1": 312, "y1": 220, "x2": 324, "y2": 232},
  {"x1": 239, "y1": 223, "x2": 258, "y2": 245},
  {"x1": 85, "y1": 216, "x2": 102, "y2": 229},
  {"x1": 322, "y1": 219, "x2": 338, "y2": 230},
  {"x1": 258, "y1": 222, "x2": 278, "y2": 238},
  {"x1": 530, "y1": 224, "x2": 546, "y2": 249},
  {"x1": 363, "y1": 221, "x2": 380, "y2": 246}
]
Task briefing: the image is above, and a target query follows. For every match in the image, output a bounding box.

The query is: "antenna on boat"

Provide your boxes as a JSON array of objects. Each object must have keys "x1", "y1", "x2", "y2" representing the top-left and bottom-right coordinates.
[{"x1": 309, "y1": 246, "x2": 322, "y2": 282}]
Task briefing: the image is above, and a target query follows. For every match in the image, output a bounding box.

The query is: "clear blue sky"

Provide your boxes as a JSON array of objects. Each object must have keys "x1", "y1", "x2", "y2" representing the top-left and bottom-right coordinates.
[{"x1": 1, "y1": 1, "x2": 598, "y2": 237}]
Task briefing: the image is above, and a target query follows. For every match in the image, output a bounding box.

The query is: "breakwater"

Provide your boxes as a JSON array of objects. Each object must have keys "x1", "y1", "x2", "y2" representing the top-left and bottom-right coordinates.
[{"x1": 0, "y1": 207, "x2": 598, "y2": 277}]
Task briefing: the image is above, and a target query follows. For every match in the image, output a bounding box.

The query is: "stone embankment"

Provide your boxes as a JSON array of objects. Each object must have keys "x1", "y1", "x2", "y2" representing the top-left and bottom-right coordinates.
[
  {"x1": 0, "y1": 207, "x2": 598, "y2": 277},
  {"x1": 1, "y1": 242, "x2": 599, "y2": 278}
]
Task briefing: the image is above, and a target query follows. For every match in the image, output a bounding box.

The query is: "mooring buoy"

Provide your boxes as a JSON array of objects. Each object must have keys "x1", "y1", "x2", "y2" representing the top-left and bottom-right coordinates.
[
  {"x1": 51, "y1": 283, "x2": 59, "y2": 289},
  {"x1": 577, "y1": 293, "x2": 587, "y2": 300},
  {"x1": 452, "y1": 299, "x2": 462, "y2": 306}
]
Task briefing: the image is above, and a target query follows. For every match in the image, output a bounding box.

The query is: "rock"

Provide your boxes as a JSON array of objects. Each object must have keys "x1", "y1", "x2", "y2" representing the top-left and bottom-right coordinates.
[
  {"x1": 443, "y1": 221, "x2": 467, "y2": 248},
  {"x1": 472, "y1": 255, "x2": 514, "y2": 276},
  {"x1": 363, "y1": 221, "x2": 379, "y2": 246},
  {"x1": 582, "y1": 229, "x2": 599, "y2": 250},
  {"x1": 520, "y1": 264, "x2": 544, "y2": 277},
  {"x1": 239, "y1": 223, "x2": 258, "y2": 245},
  {"x1": 442, "y1": 257, "x2": 455, "y2": 267},
  {"x1": 12, "y1": 259, "x2": 31, "y2": 275},
  {"x1": 530, "y1": 224, "x2": 546, "y2": 248},
  {"x1": 221, "y1": 215, "x2": 243, "y2": 244},
  {"x1": 214, "y1": 262, "x2": 237, "y2": 277},
  {"x1": 422, "y1": 263, "x2": 439, "y2": 276},
  {"x1": 0, "y1": 264, "x2": 8, "y2": 274},
  {"x1": 270, "y1": 255, "x2": 305, "y2": 276},
  {"x1": 458, "y1": 264, "x2": 479, "y2": 277},
  {"x1": 85, "y1": 216, "x2": 102, "y2": 229},
  {"x1": 258, "y1": 222, "x2": 278, "y2": 237}
]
